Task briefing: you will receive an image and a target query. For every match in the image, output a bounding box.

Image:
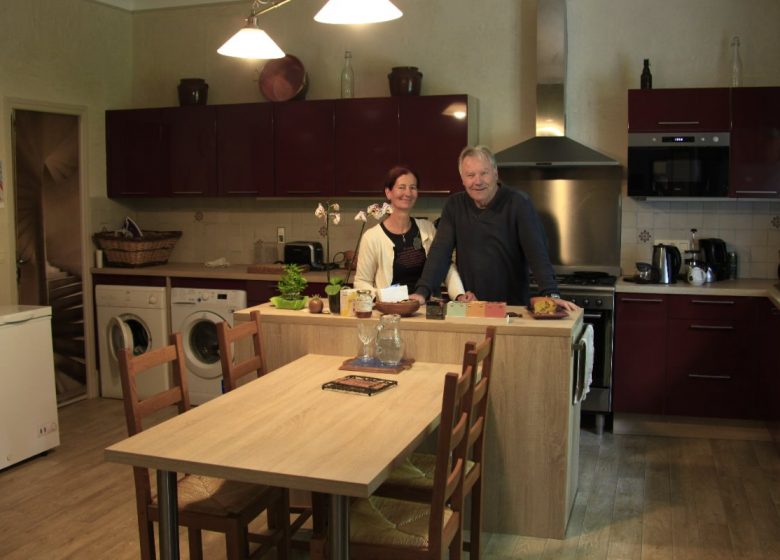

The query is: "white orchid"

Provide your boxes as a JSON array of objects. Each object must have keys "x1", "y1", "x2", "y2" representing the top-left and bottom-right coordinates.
[
  {"x1": 314, "y1": 203, "x2": 326, "y2": 219},
  {"x1": 332, "y1": 213, "x2": 341, "y2": 225},
  {"x1": 354, "y1": 210, "x2": 367, "y2": 222}
]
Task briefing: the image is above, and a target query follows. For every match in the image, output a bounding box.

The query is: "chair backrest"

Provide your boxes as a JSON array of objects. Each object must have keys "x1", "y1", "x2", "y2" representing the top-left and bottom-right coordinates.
[
  {"x1": 428, "y1": 366, "x2": 473, "y2": 554},
  {"x1": 216, "y1": 310, "x2": 267, "y2": 393},
  {"x1": 462, "y1": 326, "x2": 496, "y2": 471},
  {"x1": 118, "y1": 331, "x2": 191, "y2": 437}
]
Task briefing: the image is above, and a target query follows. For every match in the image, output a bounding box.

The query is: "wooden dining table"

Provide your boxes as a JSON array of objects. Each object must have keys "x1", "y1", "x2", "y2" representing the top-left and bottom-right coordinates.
[{"x1": 105, "y1": 353, "x2": 459, "y2": 560}]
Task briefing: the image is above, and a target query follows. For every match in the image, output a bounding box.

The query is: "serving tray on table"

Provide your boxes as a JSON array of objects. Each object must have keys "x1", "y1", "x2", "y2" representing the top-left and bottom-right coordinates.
[
  {"x1": 322, "y1": 375, "x2": 398, "y2": 396},
  {"x1": 339, "y1": 357, "x2": 415, "y2": 374}
]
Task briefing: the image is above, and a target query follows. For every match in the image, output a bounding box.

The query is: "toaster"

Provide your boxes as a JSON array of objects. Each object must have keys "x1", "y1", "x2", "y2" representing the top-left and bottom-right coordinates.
[{"x1": 284, "y1": 241, "x2": 325, "y2": 269}]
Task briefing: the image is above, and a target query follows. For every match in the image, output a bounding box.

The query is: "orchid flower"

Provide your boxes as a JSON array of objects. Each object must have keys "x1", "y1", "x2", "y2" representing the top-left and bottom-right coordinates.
[{"x1": 354, "y1": 210, "x2": 367, "y2": 222}]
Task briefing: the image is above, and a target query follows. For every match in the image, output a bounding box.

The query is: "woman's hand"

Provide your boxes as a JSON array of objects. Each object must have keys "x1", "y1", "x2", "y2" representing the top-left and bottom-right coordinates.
[{"x1": 409, "y1": 293, "x2": 426, "y2": 305}]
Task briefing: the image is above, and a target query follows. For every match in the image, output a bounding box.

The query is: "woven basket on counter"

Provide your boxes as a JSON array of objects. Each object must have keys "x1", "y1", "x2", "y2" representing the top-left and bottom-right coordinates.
[{"x1": 92, "y1": 230, "x2": 182, "y2": 267}]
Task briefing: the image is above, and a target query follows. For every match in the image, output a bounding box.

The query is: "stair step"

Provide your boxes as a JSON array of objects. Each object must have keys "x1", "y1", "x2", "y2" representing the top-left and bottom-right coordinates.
[
  {"x1": 53, "y1": 306, "x2": 83, "y2": 322},
  {"x1": 53, "y1": 337, "x2": 86, "y2": 359},
  {"x1": 49, "y1": 282, "x2": 83, "y2": 299},
  {"x1": 51, "y1": 292, "x2": 83, "y2": 311},
  {"x1": 52, "y1": 321, "x2": 85, "y2": 337},
  {"x1": 48, "y1": 275, "x2": 79, "y2": 289},
  {"x1": 54, "y1": 354, "x2": 87, "y2": 384}
]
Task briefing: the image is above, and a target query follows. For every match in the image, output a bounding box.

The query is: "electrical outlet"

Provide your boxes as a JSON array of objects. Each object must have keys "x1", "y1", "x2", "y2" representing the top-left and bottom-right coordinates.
[
  {"x1": 277, "y1": 227, "x2": 286, "y2": 244},
  {"x1": 37, "y1": 422, "x2": 57, "y2": 437}
]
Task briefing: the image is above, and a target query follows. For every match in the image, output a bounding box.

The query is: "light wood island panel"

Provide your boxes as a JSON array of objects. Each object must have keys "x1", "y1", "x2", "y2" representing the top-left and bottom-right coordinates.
[{"x1": 235, "y1": 303, "x2": 585, "y2": 539}]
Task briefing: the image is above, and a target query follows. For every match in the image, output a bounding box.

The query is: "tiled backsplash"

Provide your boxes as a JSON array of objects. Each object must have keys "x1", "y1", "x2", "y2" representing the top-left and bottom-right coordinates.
[
  {"x1": 621, "y1": 198, "x2": 780, "y2": 279},
  {"x1": 95, "y1": 195, "x2": 780, "y2": 280}
]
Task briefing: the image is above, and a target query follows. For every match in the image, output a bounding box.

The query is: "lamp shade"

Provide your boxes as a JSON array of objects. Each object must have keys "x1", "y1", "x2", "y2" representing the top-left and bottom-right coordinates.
[
  {"x1": 217, "y1": 22, "x2": 285, "y2": 59},
  {"x1": 314, "y1": 0, "x2": 403, "y2": 24}
]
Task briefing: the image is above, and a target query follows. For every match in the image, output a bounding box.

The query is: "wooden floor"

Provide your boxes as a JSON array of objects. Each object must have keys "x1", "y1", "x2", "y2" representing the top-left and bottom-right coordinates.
[{"x1": 1, "y1": 398, "x2": 778, "y2": 559}]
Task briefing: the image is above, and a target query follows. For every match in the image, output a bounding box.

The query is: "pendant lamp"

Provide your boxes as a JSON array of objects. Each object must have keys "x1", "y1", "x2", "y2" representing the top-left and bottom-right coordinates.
[
  {"x1": 314, "y1": 0, "x2": 403, "y2": 24},
  {"x1": 218, "y1": 0, "x2": 403, "y2": 60}
]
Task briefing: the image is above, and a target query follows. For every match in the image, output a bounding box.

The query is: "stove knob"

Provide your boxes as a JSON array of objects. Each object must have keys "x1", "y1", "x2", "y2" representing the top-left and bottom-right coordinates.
[
  {"x1": 569, "y1": 297, "x2": 577, "y2": 305},
  {"x1": 201, "y1": 292, "x2": 210, "y2": 301},
  {"x1": 595, "y1": 298, "x2": 603, "y2": 307},
  {"x1": 583, "y1": 298, "x2": 590, "y2": 307},
  {"x1": 148, "y1": 295, "x2": 158, "y2": 305}
]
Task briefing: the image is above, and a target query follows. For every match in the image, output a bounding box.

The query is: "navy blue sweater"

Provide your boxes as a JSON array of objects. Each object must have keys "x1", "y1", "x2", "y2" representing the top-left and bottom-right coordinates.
[{"x1": 414, "y1": 185, "x2": 558, "y2": 305}]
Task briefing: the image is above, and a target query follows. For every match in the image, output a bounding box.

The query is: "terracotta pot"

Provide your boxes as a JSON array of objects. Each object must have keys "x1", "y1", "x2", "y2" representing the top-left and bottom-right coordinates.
[{"x1": 388, "y1": 67, "x2": 422, "y2": 96}]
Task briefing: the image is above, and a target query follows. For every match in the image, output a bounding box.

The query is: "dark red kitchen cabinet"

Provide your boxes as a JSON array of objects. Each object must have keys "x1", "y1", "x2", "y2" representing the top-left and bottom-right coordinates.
[
  {"x1": 730, "y1": 87, "x2": 780, "y2": 198},
  {"x1": 334, "y1": 98, "x2": 400, "y2": 196},
  {"x1": 399, "y1": 95, "x2": 475, "y2": 195},
  {"x1": 106, "y1": 108, "x2": 168, "y2": 197},
  {"x1": 613, "y1": 294, "x2": 668, "y2": 414},
  {"x1": 164, "y1": 105, "x2": 217, "y2": 196},
  {"x1": 628, "y1": 88, "x2": 730, "y2": 132},
  {"x1": 274, "y1": 100, "x2": 335, "y2": 197},
  {"x1": 216, "y1": 103, "x2": 274, "y2": 196},
  {"x1": 757, "y1": 299, "x2": 780, "y2": 447},
  {"x1": 664, "y1": 295, "x2": 758, "y2": 419}
]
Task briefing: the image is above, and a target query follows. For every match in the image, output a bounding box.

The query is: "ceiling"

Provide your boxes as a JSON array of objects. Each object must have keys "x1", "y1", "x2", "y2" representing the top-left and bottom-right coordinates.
[{"x1": 93, "y1": 0, "x2": 237, "y2": 11}]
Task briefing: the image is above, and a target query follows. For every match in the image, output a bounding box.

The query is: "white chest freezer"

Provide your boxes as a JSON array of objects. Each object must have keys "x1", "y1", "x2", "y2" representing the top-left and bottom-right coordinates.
[{"x1": 0, "y1": 305, "x2": 60, "y2": 470}]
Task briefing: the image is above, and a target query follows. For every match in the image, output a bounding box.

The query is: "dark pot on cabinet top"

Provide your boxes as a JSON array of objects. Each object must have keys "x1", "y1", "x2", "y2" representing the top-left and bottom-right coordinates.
[
  {"x1": 178, "y1": 78, "x2": 208, "y2": 106},
  {"x1": 388, "y1": 67, "x2": 422, "y2": 96}
]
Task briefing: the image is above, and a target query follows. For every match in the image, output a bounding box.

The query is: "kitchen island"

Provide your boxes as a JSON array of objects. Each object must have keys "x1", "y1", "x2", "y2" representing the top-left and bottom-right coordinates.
[{"x1": 235, "y1": 303, "x2": 585, "y2": 539}]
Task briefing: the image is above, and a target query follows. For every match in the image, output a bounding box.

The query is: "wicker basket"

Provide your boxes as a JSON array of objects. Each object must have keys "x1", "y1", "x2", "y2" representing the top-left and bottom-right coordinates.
[{"x1": 93, "y1": 230, "x2": 182, "y2": 267}]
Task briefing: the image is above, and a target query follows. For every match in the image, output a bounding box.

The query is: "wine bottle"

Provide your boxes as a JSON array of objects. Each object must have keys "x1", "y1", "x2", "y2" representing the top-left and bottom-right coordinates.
[
  {"x1": 640, "y1": 59, "x2": 652, "y2": 90},
  {"x1": 341, "y1": 51, "x2": 354, "y2": 99}
]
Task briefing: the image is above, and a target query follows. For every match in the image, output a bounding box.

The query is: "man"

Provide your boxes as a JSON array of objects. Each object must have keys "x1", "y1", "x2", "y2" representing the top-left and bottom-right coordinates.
[{"x1": 410, "y1": 145, "x2": 578, "y2": 311}]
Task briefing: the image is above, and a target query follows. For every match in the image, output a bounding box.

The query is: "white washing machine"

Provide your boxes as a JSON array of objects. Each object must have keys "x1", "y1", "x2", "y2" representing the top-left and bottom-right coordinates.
[
  {"x1": 96, "y1": 285, "x2": 170, "y2": 399},
  {"x1": 170, "y1": 287, "x2": 247, "y2": 405}
]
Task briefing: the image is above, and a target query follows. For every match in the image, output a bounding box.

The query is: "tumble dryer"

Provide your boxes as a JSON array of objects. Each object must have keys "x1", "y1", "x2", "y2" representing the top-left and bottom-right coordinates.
[
  {"x1": 170, "y1": 287, "x2": 247, "y2": 404},
  {"x1": 96, "y1": 285, "x2": 170, "y2": 399}
]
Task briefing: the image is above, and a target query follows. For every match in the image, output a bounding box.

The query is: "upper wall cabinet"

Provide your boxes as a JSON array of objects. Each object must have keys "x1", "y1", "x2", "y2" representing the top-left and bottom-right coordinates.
[
  {"x1": 334, "y1": 98, "x2": 400, "y2": 196},
  {"x1": 400, "y1": 95, "x2": 476, "y2": 194},
  {"x1": 274, "y1": 100, "x2": 336, "y2": 197},
  {"x1": 628, "y1": 88, "x2": 731, "y2": 132},
  {"x1": 106, "y1": 108, "x2": 168, "y2": 197},
  {"x1": 730, "y1": 87, "x2": 780, "y2": 198},
  {"x1": 216, "y1": 103, "x2": 274, "y2": 196},
  {"x1": 106, "y1": 95, "x2": 476, "y2": 198}
]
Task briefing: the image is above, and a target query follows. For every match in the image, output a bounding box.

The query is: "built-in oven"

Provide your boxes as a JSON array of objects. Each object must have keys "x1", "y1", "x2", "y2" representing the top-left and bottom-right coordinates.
[{"x1": 628, "y1": 132, "x2": 730, "y2": 197}]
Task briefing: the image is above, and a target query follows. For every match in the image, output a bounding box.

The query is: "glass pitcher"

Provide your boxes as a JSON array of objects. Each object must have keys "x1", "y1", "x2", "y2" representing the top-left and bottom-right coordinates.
[{"x1": 375, "y1": 314, "x2": 405, "y2": 366}]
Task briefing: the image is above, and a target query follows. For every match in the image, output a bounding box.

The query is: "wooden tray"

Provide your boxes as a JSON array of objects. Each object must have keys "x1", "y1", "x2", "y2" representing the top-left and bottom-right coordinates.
[{"x1": 339, "y1": 357, "x2": 415, "y2": 374}]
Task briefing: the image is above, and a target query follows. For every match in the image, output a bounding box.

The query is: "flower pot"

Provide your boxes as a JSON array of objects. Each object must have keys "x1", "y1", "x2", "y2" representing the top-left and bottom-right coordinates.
[
  {"x1": 178, "y1": 78, "x2": 208, "y2": 106},
  {"x1": 328, "y1": 293, "x2": 341, "y2": 315},
  {"x1": 388, "y1": 67, "x2": 422, "y2": 96}
]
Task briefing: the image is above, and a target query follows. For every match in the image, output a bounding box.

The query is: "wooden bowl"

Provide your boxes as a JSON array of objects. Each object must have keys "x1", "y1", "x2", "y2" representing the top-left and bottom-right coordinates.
[{"x1": 374, "y1": 300, "x2": 420, "y2": 317}]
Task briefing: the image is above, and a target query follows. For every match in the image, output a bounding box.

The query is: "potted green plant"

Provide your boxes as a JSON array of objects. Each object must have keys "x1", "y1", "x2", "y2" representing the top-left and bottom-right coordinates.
[
  {"x1": 324, "y1": 276, "x2": 346, "y2": 314},
  {"x1": 271, "y1": 264, "x2": 309, "y2": 310}
]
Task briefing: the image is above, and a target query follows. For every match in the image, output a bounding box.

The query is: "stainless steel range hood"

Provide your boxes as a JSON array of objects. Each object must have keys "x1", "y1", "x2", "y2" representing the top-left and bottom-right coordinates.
[{"x1": 495, "y1": 0, "x2": 618, "y2": 168}]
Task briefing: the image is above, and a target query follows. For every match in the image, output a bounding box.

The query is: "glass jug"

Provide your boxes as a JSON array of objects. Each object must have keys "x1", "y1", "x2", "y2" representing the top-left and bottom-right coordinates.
[{"x1": 375, "y1": 314, "x2": 405, "y2": 366}]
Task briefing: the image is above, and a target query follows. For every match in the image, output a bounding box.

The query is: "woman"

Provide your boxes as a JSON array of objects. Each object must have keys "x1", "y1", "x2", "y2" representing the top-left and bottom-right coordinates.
[{"x1": 354, "y1": 165, "x2": 469, "y2": 301}]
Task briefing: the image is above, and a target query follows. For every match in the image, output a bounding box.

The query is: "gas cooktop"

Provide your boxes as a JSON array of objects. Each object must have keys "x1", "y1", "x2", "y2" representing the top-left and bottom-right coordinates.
[{"x1": 556, "y1": 271, "x2": 617, "y2": 287}]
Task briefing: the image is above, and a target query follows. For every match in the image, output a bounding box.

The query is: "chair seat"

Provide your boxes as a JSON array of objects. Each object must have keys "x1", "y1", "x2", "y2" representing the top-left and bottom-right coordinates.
[
  {"x1": 385, "y1": 453, "x2": 476, "y2": 491},
  {"x1": 151, "y1": 473, "x2": 274, "y2": 517},
  {"x1": 350, "y1": 496, "x2": 454, "y2": 548}
]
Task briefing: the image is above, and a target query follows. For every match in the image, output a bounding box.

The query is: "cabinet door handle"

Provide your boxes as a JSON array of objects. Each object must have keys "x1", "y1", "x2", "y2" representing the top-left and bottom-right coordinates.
[
  {"x1": 690, "y1": 324, "x2": 734, "y2": 330},
  {"x1": 688, "y1": 373, "x2": 732, "y2": 380},
  {"x1": 621, "y1": 297, "x2": 664, "y2": 303},
  {"x1": 691, "y1": 299, "x2": 735, "y2": 305},
  {"x1": 734, "y1": 190, "x2": 778, "y2": 195},
  {"x1": 657, "y1": 120, "x2": 700, "y2": 125}
]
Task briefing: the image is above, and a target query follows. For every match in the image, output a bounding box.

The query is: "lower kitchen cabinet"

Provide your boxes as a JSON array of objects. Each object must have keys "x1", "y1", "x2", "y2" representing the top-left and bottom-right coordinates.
[
  {"x1": 665, "y1": 295, "x2": 757, "y2": 418},
  {"x1": 757, "y1": 300, "x2": 780, "y2": 446},
  {"x1": 613, "y1": 294, "x2": 668, "y2": 414}
]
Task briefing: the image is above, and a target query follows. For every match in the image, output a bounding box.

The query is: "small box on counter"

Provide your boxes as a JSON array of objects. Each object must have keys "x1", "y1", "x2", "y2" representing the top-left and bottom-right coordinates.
[
  {"x1": 446, "y1": 301, "x2": 467, "y2": 317},
  {"x1": 485, "y1": 302, "x2": 507, "y2": 318},
  {"x1": 425, "y1": 298, "x2": 447, "y2": 320},
  {"x1": 466, "y1": 301, "x2": 486, "y2": 317},
  {"x1": 377, "y1": 284, "x2": 408, "y2": 303}
]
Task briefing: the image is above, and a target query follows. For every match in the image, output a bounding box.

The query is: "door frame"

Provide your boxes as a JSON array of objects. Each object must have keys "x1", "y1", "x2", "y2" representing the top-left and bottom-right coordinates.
[{"x1": 3, "y1": 97, "x2": 98, "y2": 399}]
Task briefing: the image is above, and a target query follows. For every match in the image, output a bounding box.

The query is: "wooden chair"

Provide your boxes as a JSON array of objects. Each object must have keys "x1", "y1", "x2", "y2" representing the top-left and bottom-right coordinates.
[
  {"x1": 372, "y1": 326, "x2": 496, "y2": 559},
  {"x1": 216, "y1": 310, "x2": 314, "y2": 545},
  {"x1": 118, "y1": 331, "x2": 290, "y2": 560},
  {"x1": 216, "y1": 310, "x2": 268, "y2": 393},
  {"x1": 348, "y1": 365, "x2": 474, "y2": 559}
]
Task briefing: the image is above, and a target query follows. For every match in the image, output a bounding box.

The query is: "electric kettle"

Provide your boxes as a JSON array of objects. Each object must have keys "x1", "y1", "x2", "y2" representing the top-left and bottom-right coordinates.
[{"x1": 652, "y1": 244, "x2": 682, "y2": 284}]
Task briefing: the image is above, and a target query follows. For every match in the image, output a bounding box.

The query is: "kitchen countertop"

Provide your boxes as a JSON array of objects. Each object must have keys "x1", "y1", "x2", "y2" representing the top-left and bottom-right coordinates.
[
  {"x1": 91, "y1": 262, "x2": 334, "y2": 283},
  {"x1": 616, "y1": 277, "x2": 780, "y2": 308}
]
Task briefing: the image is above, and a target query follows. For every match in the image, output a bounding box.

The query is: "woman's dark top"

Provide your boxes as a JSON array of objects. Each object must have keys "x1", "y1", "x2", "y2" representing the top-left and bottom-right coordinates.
[{"x1": 381, "y1": 220, "x2": 426, "y2": 291}]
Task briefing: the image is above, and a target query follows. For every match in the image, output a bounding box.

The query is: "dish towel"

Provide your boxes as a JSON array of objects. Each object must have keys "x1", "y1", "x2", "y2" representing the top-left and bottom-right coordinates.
[{"x1": 581, "y1": 324, "x2": 595, "y2": 400}]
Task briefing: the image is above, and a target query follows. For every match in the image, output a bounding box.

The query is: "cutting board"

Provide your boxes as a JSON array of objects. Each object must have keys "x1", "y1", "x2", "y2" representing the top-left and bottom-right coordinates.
[{"x1": 247, "y1": 263, "x2": 310, "y2": 274}]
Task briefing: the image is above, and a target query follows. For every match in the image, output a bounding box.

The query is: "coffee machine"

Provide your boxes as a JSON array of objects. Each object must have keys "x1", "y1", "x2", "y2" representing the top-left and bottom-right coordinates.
[{"x1": 699, "y1": 238, "x2": 729, "y2": 280}]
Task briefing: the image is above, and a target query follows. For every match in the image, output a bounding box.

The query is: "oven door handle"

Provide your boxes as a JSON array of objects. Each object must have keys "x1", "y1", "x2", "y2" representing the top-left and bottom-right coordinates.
[
  {"x1": 571, "y1": 333, "x2": 588, "y2": 405},
  {"x1": 583, "y1": 312, "x2": 604, "y2": 319}
]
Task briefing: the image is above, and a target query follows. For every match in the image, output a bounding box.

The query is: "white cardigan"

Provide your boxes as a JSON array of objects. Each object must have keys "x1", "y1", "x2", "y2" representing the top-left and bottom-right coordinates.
[{"x1": 353, "y1": 218, "x2": 465, "y2": 298}]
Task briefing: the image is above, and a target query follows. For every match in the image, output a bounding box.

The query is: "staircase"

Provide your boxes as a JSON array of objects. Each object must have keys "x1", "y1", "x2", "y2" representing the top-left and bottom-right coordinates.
[{"x1": 48, "y1": 274, "x2": 87, "y2": 404}]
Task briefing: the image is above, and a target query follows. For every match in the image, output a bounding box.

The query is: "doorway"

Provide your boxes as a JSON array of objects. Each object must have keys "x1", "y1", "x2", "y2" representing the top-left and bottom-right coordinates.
[{"x1": 12, "y1": 109, "x2": 86, "y2": 405}]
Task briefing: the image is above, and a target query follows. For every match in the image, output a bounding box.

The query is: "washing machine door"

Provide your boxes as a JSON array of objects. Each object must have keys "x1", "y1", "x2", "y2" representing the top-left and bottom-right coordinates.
[
  {"x1": 108, "y1": 313, "x2": 152, "y2": 361},
  {"x1": 180, "y1": 311, "x2": 226, "y2": 380}
]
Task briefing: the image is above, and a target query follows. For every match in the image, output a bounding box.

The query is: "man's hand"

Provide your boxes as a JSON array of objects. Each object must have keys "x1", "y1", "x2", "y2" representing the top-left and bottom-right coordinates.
[
  {"x1": 555, "y1": 298, "x2": 580, "y2": 312},
  {"x1": 456, "y1": 291, "x2": 477, "y2": 302},
  {"x1": 409, "y1": 293, "x2": 426, "y2": 304}
]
